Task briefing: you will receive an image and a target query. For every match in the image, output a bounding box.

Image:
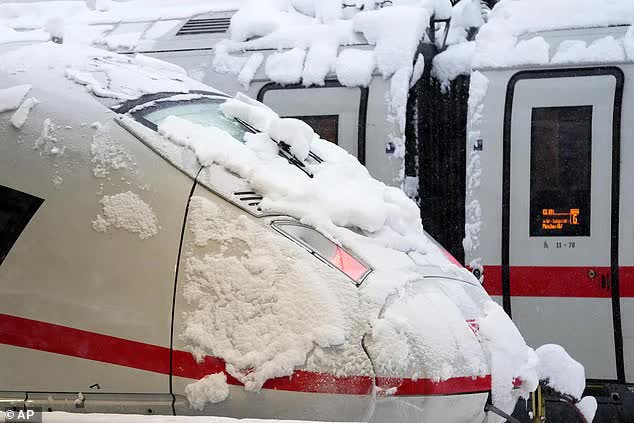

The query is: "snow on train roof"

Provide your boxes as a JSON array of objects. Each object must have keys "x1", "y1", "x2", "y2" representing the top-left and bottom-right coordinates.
[
  {"x1": 432, "y1": 0, "x2": 634, "y2": 85},
  {"x1": 212, "y1": 0, "x2": 445, "y2": 133},
  {"x1": 0, "y1": 0, "x2": 242, "y2": 28},
  {"x1": 474, "y1": 0, "x2": 634, "y2": 69},
  {"x1": 0, "y1": 0, "x2": 242, "y2": 52}
]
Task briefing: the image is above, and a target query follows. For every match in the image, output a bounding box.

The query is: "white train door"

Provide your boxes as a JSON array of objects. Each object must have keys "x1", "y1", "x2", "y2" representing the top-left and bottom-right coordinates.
[{"x1": 504, "y1": 68, "x2": 624, "y2": 381}]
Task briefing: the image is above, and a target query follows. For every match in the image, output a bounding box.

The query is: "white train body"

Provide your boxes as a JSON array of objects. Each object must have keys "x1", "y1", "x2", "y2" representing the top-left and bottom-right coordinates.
[
  {"x1": 0, "y1": 41, "x2": 533, "y2": 422},
  {"x1": 466, "y1": 24, "x2": 634, "y2": 386}
]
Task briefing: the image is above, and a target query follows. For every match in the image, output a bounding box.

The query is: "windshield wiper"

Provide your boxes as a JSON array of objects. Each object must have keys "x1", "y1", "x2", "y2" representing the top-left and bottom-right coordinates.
[{"x1": 234, "y1": 117, "x2": 323, "y2": 178}]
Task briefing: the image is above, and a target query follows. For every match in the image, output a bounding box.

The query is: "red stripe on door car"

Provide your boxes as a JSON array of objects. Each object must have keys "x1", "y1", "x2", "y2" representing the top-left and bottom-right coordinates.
[
  {"x1": 479, "y1": 265, "x2": 634, "y2": 298},
  {"x1": 0, "y1": 313, "x2": 491, "y2": 396},
  {"x1": 375, "y1": 375, "x2": 491, "y2": 395}
]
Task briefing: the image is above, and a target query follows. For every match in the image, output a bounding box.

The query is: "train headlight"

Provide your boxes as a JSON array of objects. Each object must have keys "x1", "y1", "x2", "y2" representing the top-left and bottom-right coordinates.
[{"x1": 271, "y1": 221, "x2": 370, "y2": 284}]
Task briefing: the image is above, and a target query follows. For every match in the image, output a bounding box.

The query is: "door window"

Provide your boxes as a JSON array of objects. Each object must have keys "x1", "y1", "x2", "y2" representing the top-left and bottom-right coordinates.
[{"x1": 529, "y1": 106, "x2": 592, "y2": 237}]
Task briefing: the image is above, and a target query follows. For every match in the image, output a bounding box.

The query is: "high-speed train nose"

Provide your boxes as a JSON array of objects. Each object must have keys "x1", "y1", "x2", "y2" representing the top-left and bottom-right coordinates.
[{"x1": 363, "y1": 279, "x2": 491, "y2": 423}]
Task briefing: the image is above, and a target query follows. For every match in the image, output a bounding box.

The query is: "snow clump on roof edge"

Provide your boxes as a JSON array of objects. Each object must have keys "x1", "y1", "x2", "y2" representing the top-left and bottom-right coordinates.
[
  {"x1": 473, "y1": 0, "x2": 634, "y2": 69},
  {"x1": 431, "y1": 0, "x2": 634, "y2": 85}
]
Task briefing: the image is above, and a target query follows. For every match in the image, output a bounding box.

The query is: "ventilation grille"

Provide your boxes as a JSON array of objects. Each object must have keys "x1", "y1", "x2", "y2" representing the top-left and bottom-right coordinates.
[
  {"x1": 234, "y1": 191, "x2": 263, "y2": 208},
  {"x1": 176, "y1": 17, "x2": 231, "y2": 36}
]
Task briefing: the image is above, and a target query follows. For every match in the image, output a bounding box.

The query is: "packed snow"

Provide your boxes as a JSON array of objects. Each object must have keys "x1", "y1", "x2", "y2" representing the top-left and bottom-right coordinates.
[
  {"x1": 185, "y1": 373, "x2": 230, "y2": 410},
  {"x1": 182, "y1": 196, "x2": 371, "y2": 390},
  {"x1": 0, "y1": 1, "x2": 241, "y2": 34},
  {"x1": 0, "y1": 84, "x2": 31, "y2": 113},
  {"x1": 264, "y1": 48, "x2": 306, "y2": 85},
  {"x1": 301, "y1": 37, "x2": 338, "y2": 86},
  {"x1": 34, "y1": 117, "x2": 65, "y2": 156},
  {"x1": 462, "y1": 70, "x2": 487, "y2": 274},
  {"x1": 268, "y1": 117, "x2": 314, "y2": 161},
  {"x1": 237, "y1": 53, "x2": 264, "y2": 89},
  {"x1": 551, "y1": 36, "x2": 626, "y2": 64},
  {"x1": 577, "y1": 396, "x2": 599, "y2": 423},
  {"x1": 210, "y1": 0, "x2": 442, "y2": 180},
  {"x1": 432, "y1": 41, "x2": 475, "y2": 88},
  {"x1": 444, "y1": 0, "x2": 483, "y2": 46},
  {"x1": 9, "y1": 96, "x2": 38, "y2": 129},
  {"x1": 535, "y1": 345, "x2": 596, "y2": 422},
  {"x1": 335, "y1": 48, "x2": 375, "y2": 87},
  {"x1": 430, "y1": 0, "x2": 634, "y2": 83},
  {"x1": 92, "y1": 191, "x2": 159, "y2": 239},
  {"x1": 535, "y1": 344, "x2": 585, "y2": 400},
  {"x1": 365, "y1": 281, "x2": 489, "y2": 382},
  {"x1": 91, "y1": 123, "x2": 135, "y2": 178},
  {"x1": 473, "y1": 0, "x2": 634, "y2": 69},
  {"x1": 478, "y1": 301, "x2": 538, "y2": 416}
]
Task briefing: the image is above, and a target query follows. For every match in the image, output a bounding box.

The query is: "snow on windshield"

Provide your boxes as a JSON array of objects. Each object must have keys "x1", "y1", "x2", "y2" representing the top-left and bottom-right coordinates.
[{"x1": 158, "y1": 95, "x2": 439, "y2": 264}]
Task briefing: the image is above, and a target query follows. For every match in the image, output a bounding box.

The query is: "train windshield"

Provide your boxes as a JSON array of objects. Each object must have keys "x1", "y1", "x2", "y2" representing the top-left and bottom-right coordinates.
[{"x1": 132, "y1": 97, "x2": 250, "y2": 142}]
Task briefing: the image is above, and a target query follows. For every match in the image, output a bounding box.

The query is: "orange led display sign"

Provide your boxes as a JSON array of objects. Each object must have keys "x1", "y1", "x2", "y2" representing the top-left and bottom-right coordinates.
[{"x1": 541, "y1": 208, "x2": 580, "y2": 230}]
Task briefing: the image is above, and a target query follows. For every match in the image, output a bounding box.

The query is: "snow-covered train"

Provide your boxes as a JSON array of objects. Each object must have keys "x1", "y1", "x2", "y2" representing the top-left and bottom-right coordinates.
[
  {"x1": 465, "y1": 21, "x2": 634, "y2": 415},
  {"x1": 0, "y1": 41, "x2": 539, "y2": 422}
]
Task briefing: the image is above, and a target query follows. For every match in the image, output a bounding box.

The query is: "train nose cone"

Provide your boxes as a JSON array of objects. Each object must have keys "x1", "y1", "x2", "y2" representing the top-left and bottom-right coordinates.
[{"x1": 364, "y1": 280, "x2": 491, "y2": 423}]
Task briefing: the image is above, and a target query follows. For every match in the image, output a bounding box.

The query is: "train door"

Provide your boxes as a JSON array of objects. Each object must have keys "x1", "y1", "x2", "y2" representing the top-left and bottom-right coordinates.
[{"x1": 504, "y1": 68, "x2": 624, "y2": 381}]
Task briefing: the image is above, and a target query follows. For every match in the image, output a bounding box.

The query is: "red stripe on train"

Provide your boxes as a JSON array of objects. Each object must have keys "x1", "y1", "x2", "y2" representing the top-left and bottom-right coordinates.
[
  {"x1": 375, "y1": 375, "x2": 491, "y2": 396},
  {"x1": 480, "y1": 265, "x2": 634, "y2": 298},
  {"x1": 0, "y1": 313, "x2": 490, "y2": 396}
]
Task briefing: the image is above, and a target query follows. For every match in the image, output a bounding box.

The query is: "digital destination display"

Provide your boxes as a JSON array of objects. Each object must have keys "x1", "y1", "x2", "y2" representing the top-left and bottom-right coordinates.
[{"x1": 541, "y1": 208, "x2": 580, "y2": 230}]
